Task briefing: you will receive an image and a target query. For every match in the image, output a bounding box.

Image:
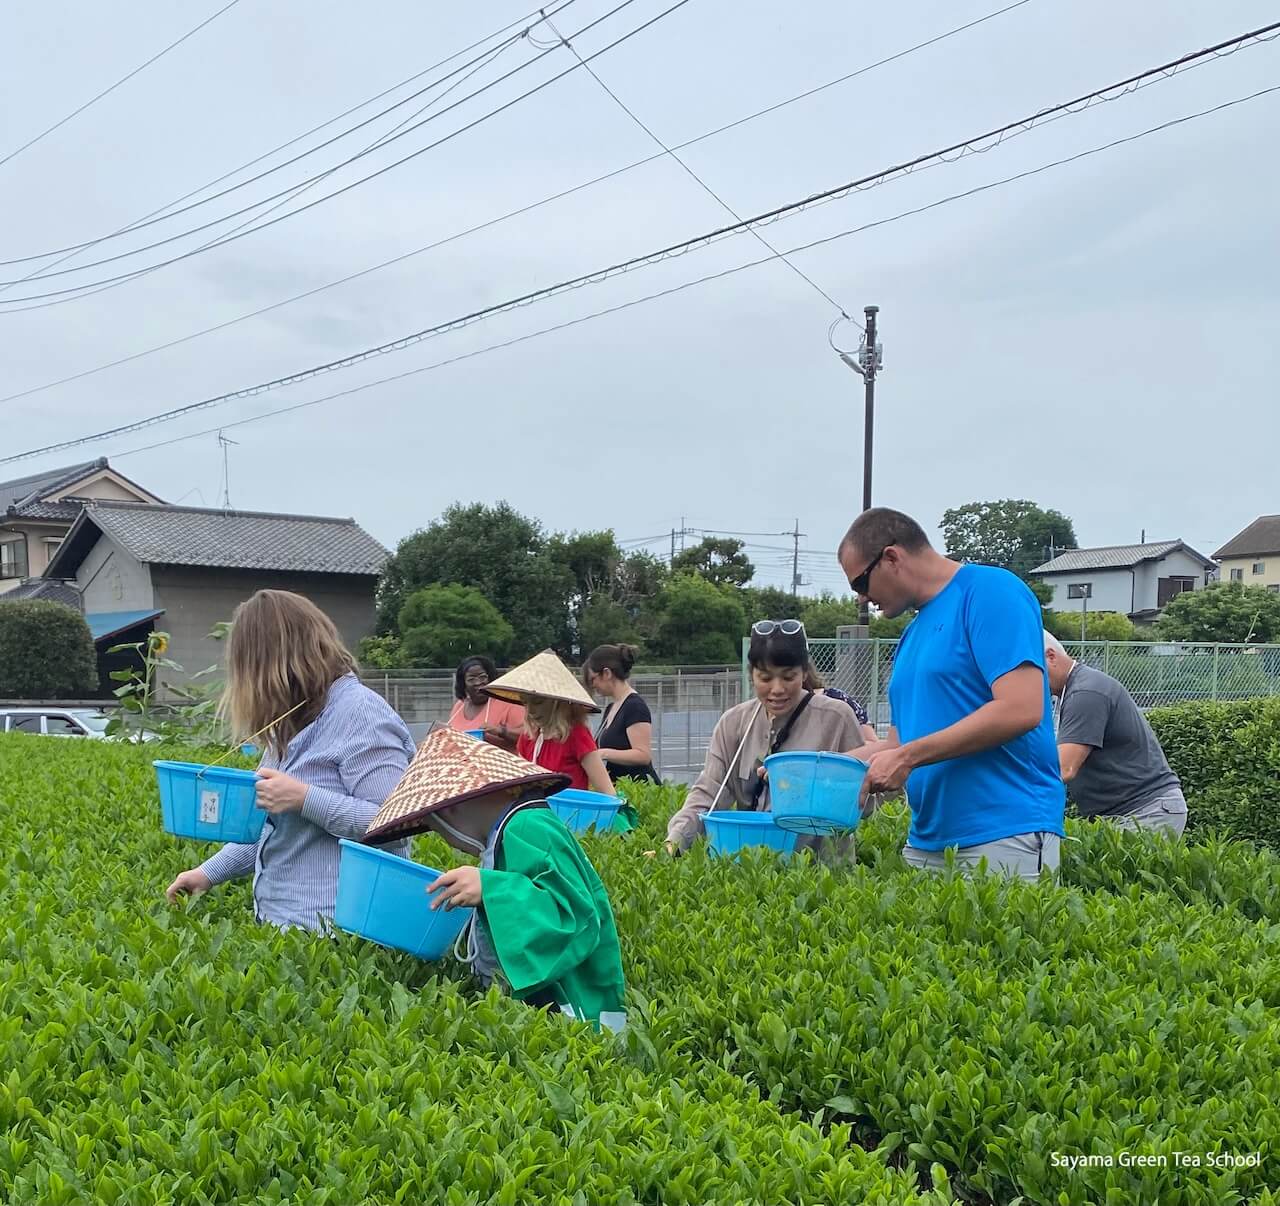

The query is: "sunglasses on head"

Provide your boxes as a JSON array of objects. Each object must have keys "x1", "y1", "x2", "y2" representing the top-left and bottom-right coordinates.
[
  {"x1": 751, "y1": 619, "x2": 806, "y2": 637},
  {"x1": 850, "y1": 547, "x2": 888, "y2": 596}
]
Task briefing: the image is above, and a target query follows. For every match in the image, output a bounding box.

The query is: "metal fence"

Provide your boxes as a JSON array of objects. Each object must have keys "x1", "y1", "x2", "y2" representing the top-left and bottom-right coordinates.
[
  {"x1": 359, "y1": 667, "x2": 741, "y2": 785},
  {"x1": 748, "y1": 638, "x2": 1280, "y2": 736}
]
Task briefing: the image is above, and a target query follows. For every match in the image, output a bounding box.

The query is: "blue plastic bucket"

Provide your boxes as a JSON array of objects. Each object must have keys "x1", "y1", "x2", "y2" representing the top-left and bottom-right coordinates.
[
  {"x1": 154, "y1": 760, "x2": 265, "y2": 844},
  {"x1": 549, "y1": 788, "x2": 622, "y2": 834},
  {"x1": 765, "y1": 751, "x2": 868, "y2": 835},
  {"x1": 704, "y1": 810, "x2": 797, "y2": 858},
  {"x1": 465, "y1": 729, "x2": 486, "y2": 741},
  {"x1": 335, "y1": 840, "x2": 472, "y2": 959}
]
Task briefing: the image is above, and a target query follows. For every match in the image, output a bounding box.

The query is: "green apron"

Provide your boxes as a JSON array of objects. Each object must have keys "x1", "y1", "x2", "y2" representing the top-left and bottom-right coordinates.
[{"x1": 476, "y1": 804, "x2": 627, "y2": 1032}]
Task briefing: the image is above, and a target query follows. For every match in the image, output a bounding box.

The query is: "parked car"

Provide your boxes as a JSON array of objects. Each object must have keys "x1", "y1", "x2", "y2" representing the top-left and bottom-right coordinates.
[{"x1": 0, "y1": 707, "x2": 160, "y2": 741}]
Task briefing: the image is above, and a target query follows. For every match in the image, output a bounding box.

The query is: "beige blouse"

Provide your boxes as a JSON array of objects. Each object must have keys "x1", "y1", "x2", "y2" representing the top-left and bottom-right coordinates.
[{"x1": 667, "y1": 692, "x2": 864, "y2": 852}]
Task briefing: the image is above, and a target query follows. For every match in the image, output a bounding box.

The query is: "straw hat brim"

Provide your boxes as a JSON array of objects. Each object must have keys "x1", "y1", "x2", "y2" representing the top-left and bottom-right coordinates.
[
  {"x1": 482, "y1": 649, "x2": 600, "y2": 712},
  {"x1": 364, "y1": 727, "x2": 571, "y2": 844}
]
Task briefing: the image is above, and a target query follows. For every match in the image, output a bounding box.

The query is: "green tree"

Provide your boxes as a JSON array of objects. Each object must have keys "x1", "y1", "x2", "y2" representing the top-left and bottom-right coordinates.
[
  {"x1": 377, "y1": 502, "x2": 573, "y2": 657},
  {"x1": 941, "y1": 500, "x2": 1077, "y2": 581},
  {"x1": 741, "y1": 586, "x2": 799, "y2": 626},
  {"x1": 356, "y1": 634, "x2": 404, "y2": 669},
  {"x1": 0, "y1": 601, "x2": 97, "y2": 699},
  {"x1": 1046, "y1": 610, "x2": 1137, "y2": 643},
  {"x1": 577, "y1": 595, "x2": 641, "y2": 655},
  {"x1": 650, "y1": 574, "x2": 746, "y2": 664},
  {"x1": 800, "y1": 594, "x2": 861, "y2": 639},
  {"x1": 1158, "y1": 582, "x2": 1280, "y2": 644},
  {"x1": 671, "y1": 537, "x2": 755, "y2": 589},
  {"x1": 398, "y1": 585, "x2": 515, "y2": 668}
]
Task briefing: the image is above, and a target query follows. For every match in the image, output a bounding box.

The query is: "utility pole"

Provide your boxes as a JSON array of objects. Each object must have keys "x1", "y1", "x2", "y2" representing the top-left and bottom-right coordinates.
[
  {"x1": 837, "y1": 304, "x2": 884, "y2": 624},
  {"x1": 790, "y1": 518, "x2": 806, "y2": 597}
]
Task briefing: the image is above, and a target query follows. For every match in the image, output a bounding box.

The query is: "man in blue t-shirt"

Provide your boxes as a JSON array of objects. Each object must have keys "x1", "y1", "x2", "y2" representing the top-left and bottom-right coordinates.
[{"x1": 837, "y1": 508, "x2": 1065, "y2": 880}]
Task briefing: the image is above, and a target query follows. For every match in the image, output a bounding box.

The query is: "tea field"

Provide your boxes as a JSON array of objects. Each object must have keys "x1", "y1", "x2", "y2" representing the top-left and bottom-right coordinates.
[{"x1": 1, "y1": 734, "x2": 1277, "y2": 1205}]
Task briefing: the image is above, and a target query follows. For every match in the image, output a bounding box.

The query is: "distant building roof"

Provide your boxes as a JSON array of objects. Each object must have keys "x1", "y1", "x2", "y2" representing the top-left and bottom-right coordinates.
[
  {"x1": 1, "y1": 458, "x2": 105, "y2": 511},
  {"x1": 47, "y1": 501, "x2": 389, "y2": 578},
  {"x1": 1214, "y1": 515, "x2": 1280, "y2": 560},
  {"x1": 0, "y1": 578, "x2": 83, "y2": 610},
  {"x1": 1032, "y1": 540, "x2": 1215, "y2": 575},
  {"x1": 1, "y1": 457, "x2": 161, "y2": 520}
]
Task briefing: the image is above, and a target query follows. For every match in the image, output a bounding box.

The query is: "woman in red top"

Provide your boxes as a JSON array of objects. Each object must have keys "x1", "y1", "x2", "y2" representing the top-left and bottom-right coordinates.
[
  {"x1": 517, "y1": 696, "x2": 616, "y2": 794},
  {"x1": 484, "y1": 650, "x2": 616, "y2": 796}
]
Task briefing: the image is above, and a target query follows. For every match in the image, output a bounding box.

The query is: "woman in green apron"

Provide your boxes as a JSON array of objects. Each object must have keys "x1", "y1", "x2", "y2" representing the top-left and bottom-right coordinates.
[{"x1": 364, "y1": 728, "x2": 626, "y2": 1032}]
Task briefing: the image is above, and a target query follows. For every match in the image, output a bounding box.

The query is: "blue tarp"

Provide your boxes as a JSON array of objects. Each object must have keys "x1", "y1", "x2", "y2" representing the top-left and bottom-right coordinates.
[{"x1": 85, "y1": 609, "x2": 164, "y2": 643}]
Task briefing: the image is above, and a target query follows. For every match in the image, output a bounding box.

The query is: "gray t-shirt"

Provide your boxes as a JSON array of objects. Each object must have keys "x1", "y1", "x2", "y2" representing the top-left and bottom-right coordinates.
[{"x1": 1057, "y1": 663, "x2": 1180, "y2": 817}]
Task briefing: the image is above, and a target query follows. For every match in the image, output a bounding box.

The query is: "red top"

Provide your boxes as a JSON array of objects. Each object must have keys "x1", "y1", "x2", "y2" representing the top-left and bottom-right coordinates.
[{"x1": 518, "y1": 723, "x2": 597, "y2": 791}]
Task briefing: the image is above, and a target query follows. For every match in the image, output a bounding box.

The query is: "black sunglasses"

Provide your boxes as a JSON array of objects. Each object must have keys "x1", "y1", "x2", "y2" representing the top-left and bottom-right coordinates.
[{"x1": 850, "y1": 547, "x2": 887, "y2": 595}]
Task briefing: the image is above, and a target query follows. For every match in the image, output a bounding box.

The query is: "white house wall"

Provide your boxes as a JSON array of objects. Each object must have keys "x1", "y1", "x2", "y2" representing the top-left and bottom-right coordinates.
[
  {"x1": 1043, "y1": 568, "x2": 1135, "y2": 613},
  {"x1": 76, "y1": 538, "x2": 154, "y2": 613}
]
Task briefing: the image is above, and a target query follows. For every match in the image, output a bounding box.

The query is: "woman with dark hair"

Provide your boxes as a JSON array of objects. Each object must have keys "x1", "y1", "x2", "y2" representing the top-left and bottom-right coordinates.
[
  {"x1": 662, "y1": 620, "x2": 863, "y2": 857},
  {"x1": 803, "y1": 664, "x2": 879, "y2": 745},
  {"x1": 448, "y1": 655, "x2": 524, "y2": 752},
  {"x1": 583, "y1": 644, "x2": 660, "y2": 785}
]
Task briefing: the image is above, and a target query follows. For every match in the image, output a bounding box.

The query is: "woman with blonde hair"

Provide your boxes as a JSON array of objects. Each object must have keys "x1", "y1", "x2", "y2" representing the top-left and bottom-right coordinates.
[
  {"x1": 164, "y1": 590, "x2": 416, "y2": 931},
  {"x1": 483, "y1": 650, "x2": 616, "y2": 797}
]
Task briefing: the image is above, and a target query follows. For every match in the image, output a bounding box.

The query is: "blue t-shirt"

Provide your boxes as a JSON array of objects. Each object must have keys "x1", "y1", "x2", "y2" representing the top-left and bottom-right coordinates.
[{"x1": 888, "y1": 563, "x2": 1065, "y2": 850}]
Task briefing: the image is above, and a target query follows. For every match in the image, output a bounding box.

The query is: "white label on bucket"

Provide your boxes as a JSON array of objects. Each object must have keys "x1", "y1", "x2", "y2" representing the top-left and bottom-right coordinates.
[{"x1": 200, "y1": 789, "x2": 221, "y2": 824}]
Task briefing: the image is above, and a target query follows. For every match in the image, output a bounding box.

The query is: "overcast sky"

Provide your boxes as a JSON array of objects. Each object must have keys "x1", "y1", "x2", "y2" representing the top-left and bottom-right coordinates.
[{"x1": 3, "y1": 0, "x2": 1277, "y2": 594}]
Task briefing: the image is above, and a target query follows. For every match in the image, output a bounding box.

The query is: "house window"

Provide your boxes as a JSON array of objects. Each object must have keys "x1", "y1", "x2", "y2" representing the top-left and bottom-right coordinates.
[
  {"x1": 0, "y1": 537, "x2": 28, "y2": 580},
  {"x1": 1270, "y1": 585, "x2": 1280, "y2": 595},
  {"x1": 1230, "y1": 568, "x2": 1244, "y2": 582},
  {"x1": 1157, "y1": 576, "x2": 1197, "y2": 607},
  {"x1": 1254, "y1": 562, "x2": 1267, "y2": 575}
]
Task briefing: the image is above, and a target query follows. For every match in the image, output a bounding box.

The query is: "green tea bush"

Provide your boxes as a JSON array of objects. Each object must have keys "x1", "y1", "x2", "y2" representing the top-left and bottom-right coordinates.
[
  {"x1": 3, "y1": 741, "x2": 1278, "y2": 1205},
  {"x1": 0, "y1": 737, "x2": 947, "y2": 1206}
]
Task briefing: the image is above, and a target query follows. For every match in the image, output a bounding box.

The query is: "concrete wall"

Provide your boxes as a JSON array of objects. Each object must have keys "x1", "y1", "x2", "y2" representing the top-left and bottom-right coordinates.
[
  {"x1": 77, "y1": 539, "x2": 154, "y2": 614},
  {"x1": 1221, "y1": 555, "x2": 1280, "y2": 591},
  {"x1": 149, "y1": 567, "x2": 378, "y2": 684}
]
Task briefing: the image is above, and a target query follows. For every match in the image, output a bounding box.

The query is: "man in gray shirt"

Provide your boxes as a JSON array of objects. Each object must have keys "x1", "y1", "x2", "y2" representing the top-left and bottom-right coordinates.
[{"x1": 1042, "y1": 633, "x2": 1188, "y2": 837}]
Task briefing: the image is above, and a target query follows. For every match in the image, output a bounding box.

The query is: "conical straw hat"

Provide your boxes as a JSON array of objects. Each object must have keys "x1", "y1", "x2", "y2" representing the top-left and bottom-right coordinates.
[
  {"x1": 364, "y1": 726, "x2": 569, "y2": 844},
  {"x1": 483, "y1": 649, "x2": 599, "y2": 711}
]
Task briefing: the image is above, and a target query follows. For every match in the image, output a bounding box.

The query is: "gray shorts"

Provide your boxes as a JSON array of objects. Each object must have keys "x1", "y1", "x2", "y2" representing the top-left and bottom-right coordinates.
[
  {"x1": 1103, "y1": 787, "x2": 1188, "y2": 838},
  {"x1": 903, "y1": 830, "x2": 1061, "y2": 882}
]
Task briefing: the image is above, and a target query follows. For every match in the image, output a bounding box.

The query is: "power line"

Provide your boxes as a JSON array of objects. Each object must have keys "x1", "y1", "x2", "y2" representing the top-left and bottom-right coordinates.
[
  {"x1": 0, "y1": 0, "x2": 688, "y2": 295},
  {"x1": 0, "y1": 0, "x2": 586, "y2": 271},
  {"x1": 5, "y1": 74, "x2": 1274, "y2": 468},
  {"x1": 0, "y1": 0, "x2": 1041, "y2": 395},
  {"x1": 0, "y1": 0, "x2": 580, "y2": 299},
  {"x1": 75, "y1": 83, "x2": 1280, "y2": 471},
  {"x1": 2, "y1": 13, "x2": 1272, "y2": 314},
  {"x1": 543, "y1": 12, "x2": 854, "y2": 321},
  {"x1": 0, "y1": 0, "x2": 245, "y2": 171}
]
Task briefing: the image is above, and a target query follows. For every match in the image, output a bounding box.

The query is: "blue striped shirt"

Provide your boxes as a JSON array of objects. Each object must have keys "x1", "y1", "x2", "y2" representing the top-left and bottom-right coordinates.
[{"x1": 198, "y1": 674, "x2": 414, "y2": 932}]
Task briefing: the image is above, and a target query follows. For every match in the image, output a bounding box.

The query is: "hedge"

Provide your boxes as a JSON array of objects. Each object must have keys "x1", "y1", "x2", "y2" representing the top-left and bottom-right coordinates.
[
  {"x1": 1148, "y1": 697, "x2": 1280, "y2": 848},
  {"x1": 0, "y1": 601, "x2": 97, "y2": 700}
]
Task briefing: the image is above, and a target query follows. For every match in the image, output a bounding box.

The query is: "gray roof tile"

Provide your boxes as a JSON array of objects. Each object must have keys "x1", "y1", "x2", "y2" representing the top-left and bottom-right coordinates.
[
  {"x1": 83, "y1": 501, "x2": 389, "y2": 575},
  {"x1": 0, "y1": 579, "x2": 84, "y2": 609},
  {"x1": 1032, "y1": 540, "x2": 1212, "y2": 574},
  {"x1": 1214, "y1": 515, "x2": 1280, "y2": 560}
]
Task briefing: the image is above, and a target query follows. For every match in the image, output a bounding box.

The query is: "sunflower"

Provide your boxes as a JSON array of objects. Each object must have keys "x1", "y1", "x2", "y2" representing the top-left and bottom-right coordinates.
[{"x1": 149, "y1": 632, "x2": 170, "y2": 656}]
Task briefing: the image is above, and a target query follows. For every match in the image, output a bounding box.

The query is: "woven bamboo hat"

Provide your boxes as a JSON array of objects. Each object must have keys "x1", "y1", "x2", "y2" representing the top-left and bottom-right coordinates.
[
  {"x1": 364, "y1": 727, "x2": 569, "y2": 844},
  {"x1": 483, "y1": 649, "x2": 600, "y2": 712}
]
